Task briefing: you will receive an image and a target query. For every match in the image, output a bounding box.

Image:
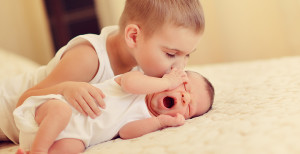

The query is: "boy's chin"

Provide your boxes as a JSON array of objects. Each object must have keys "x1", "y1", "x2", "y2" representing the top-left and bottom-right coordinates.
[{"x1": 143, "y1": 70, "x2": 165, "y2": 78}]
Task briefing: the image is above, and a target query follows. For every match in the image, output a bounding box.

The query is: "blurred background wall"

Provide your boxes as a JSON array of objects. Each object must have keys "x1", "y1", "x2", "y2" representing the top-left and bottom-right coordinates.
[
  {"x1": 0, "y1": 0, "x2": 299, "y2": 65},
  {"x1": 0, "y1": 0, "x2": 54, "y2": 65},
  {"x1": 96, "y1": 0, "x2": 300, "y2": 65}
]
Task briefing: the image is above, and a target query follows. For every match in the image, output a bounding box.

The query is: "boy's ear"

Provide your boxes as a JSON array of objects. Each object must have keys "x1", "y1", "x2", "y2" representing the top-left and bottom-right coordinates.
[{"x1": 124, "y1": 24, "x2": 141, "y2": 48}]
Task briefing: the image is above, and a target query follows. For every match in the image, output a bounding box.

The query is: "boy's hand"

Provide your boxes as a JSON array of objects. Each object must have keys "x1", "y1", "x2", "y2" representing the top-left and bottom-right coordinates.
[
  {"x1": 157, "y1": 113, "x2": 185, "y2": 128},
  {"x1": 162, "y1": 68, "x2": 188, "y2": 90},
  {"x1": 16, "y1": 148, "x2": 29, "y2": 154},
  {"x1": 59, "y1": 81, "x2": 106, "y2": 118}
]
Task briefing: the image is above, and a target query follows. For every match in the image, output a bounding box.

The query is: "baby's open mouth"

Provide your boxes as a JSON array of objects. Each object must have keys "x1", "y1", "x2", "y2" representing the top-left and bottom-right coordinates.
[{"x1": 163, "y1": 96, "x2": 175, "y2": 108}]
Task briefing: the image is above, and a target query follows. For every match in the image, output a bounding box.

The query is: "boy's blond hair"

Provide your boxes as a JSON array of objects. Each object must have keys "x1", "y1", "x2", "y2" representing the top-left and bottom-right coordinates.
[{"x1": 119, "y1": 0, "x2": 205, "y2": 37}]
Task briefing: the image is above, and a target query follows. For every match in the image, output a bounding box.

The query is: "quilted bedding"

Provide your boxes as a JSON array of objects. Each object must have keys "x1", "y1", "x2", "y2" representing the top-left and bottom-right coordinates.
[{"x1": 1, "y1": 48, "x2": 300, "y2": 154}]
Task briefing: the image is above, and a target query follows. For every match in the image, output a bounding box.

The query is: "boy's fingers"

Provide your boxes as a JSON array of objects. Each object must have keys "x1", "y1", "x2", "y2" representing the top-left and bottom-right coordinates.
[
  {"x1": 84, "y1": 94, "x2": 101, "y2": 116},
  {"x1": 97, "y1": 99, "x2": 106, "y2": 109},
  {"x1": 16, "y1": 148, "x2": 30, "y2": 154},
  {"x1": 96, "y1": 88, "x2": 106, "y2": 98},
  {"x1": 182, "y1": 71, "x2": 188, "y2": 77},
  {"x1": 76, "y1": 96, "x2": 97, "y2": 119},
  {"x1": 91, "y1": 88, "x2": 106, "y2": 109},
  {"x1": 16, "y1": 149, "x2": 24, "y2": 154},
  {"x1": 183, "y1": 76, "x2": 189, "y2": 83},
  {"x1": 70, "y1": 99, "x2": 86, "y2": 116}
]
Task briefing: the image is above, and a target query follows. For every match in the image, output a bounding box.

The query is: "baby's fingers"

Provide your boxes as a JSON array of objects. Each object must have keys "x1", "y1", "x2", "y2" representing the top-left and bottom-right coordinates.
[{"x1": 175, "y1": 113, "x2": 185, "y2": 126}]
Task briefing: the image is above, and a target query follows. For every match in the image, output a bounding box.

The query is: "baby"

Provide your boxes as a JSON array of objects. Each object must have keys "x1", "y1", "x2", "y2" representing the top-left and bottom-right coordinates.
[{"x1": 14, "y1": 69, "x2": 214, "y2": 154}]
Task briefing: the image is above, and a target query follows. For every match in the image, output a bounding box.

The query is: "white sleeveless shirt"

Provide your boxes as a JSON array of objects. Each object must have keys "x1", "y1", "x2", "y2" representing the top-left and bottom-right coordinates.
[{"x1": 0, "y1": 26, "x2": 118, "y2": 143}]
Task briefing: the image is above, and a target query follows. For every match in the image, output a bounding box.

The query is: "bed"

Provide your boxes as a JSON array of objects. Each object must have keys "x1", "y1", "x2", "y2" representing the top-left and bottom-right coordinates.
[{"x1": 1, "y1": 48, "x2": 300, "y2": 154}]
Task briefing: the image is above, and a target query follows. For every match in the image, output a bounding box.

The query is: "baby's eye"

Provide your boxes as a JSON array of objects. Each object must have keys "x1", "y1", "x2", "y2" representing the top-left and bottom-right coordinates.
[
  {"x1": 188, "y1": 105, "x2": 191, "y2": 115},
  {"x1": 183, "y1": 83, "x2": 191, "y2": 92},
  {"x1": 185, "y1": 104, "x2": 191, "y2": 119},
  {"x1": 185, "y1": 54, "x2": 190, "y2": 58},
  {"x1": 183, "y1": 83, "x2": 188, "y2": 92}
]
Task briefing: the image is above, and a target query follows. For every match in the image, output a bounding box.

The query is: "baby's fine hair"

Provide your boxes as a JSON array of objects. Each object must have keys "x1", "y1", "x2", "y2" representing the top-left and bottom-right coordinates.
[
  {"x1": 187, "y1": 71, "x2": 215, "y2": 117},
  {"x1": 201, "y1": 75, "x2": 214, "y2": 113},
  {"x1": 119, "y1": 0, "x2": 205, "y2": 36}
]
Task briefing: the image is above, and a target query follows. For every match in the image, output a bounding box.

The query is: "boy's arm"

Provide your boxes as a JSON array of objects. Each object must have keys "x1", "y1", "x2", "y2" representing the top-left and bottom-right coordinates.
[
  {"x1": 17, "y1": 43, "x2": 105, "y2": 118},
  {"x1": 119, "y1": 114, "x2": 185, "y2": 139},
  {"x1": 118, "y1": 69, "x2": 188, "y2": 94}
]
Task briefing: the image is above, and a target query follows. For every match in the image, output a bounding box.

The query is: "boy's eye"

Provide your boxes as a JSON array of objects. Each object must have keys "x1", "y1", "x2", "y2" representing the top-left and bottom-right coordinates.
[{"x1": 166, "y1": 53, "x2": 175, "y2": 58}]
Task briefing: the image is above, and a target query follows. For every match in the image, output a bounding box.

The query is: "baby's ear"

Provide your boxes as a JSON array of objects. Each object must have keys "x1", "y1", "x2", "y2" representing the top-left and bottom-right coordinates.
[{"x1": 124, "y1": 24, "x2": 141, "y2": 48}]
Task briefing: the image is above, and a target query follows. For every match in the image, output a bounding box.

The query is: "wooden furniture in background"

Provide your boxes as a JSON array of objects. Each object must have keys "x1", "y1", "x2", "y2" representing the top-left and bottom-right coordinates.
[{"x1": 44, "y1": 0, "x2": 101, "y2": 52}]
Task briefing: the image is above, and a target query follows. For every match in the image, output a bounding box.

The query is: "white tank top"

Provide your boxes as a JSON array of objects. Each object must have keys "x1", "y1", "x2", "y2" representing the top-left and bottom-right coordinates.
[{"x1": 0, "y1": 26, "x2": 118, "y2": 143}]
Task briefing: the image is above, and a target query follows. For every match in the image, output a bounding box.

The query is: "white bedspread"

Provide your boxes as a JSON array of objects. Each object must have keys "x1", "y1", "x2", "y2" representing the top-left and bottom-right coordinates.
[{"x1": 1, "y1": 48, "x2": 300, "y2": 154}]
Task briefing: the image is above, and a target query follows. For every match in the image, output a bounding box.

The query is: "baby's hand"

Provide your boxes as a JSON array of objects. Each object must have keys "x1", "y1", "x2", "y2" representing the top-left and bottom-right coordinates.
[
  {"x1": 59, "y1": 81, "x2": 106, "y2": 119},
  {"x1": 162, "y1": 68, "x2": 188, "y2": 90},
  {"x1": 157, "y1": 113, "x2": 185, "y2": 128}
]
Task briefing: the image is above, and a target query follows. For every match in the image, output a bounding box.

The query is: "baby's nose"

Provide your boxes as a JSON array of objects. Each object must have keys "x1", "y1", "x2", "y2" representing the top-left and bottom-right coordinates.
[{"x1": 181, "y1": 92, "x2": 191, "y2": 104}]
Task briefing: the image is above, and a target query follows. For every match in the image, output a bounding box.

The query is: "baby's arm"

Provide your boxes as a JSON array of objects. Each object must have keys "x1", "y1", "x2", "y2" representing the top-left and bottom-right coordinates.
[
  {"x1": 118, "y1": 68, "x2": 188, "y2": 94},
  {"x1": 119, "y1": 114, "x2": 185, "y2": 139}
]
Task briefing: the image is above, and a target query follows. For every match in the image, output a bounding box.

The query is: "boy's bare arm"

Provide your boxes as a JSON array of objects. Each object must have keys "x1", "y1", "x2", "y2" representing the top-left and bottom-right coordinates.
[
  {"x1": 17, "y1": 43, "x2": 105, "y2": 118},
  {"x1": 119, "y1": 69, "x2": 188, "y2": 94},
  {"x1": 119, "y1": 114, "x2": 185, "y2": 139}
]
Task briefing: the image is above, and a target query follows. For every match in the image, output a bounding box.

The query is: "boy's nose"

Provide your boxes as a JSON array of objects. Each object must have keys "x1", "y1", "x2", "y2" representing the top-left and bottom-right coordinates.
[
  {"x1": 176, "y1": 63, "x2": 185, "y2": 70},
  {"x1": 181, "y1": 92, "x2": 191, "y2": 105},
  {"x1": 172, "y1": 59, "x2": 186, "y2": 70}
]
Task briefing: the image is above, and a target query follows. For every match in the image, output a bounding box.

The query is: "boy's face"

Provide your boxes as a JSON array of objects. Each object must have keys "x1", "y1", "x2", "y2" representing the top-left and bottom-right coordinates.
[
  {"x1": 145, "y1": 72, "x2": 211, "y2": 119},
  {"x1": 134, "y1": 24, "x2": 202, "y2": 77}
]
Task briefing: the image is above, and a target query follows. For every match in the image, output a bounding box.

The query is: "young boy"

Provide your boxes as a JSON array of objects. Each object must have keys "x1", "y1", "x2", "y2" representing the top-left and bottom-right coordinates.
[
  {"x1": 0, "y1": 0, "x2": 205, "y2": 143},
  {"x1": 14, "y1": 69, "x2": 214, "y2": 154}
]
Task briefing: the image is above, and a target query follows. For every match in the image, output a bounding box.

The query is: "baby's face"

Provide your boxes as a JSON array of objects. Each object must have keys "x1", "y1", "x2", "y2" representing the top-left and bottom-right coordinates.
[{"x1": 146, "y1": 72, "x2": 211, "y2": 119}]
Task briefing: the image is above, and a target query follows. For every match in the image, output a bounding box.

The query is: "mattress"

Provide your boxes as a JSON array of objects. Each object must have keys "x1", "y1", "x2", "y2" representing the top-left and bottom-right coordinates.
[{"x1": 1, "y1": 48, "x2": 300, "y2": 154}]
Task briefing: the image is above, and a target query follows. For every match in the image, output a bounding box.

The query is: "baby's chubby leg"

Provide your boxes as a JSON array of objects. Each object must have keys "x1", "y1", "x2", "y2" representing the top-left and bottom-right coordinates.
[
  {"x1": 49, "y1": 138, "x2": 85, "y2": 154},
  {"x1": 30, "y1": 99, "x2": 73, "y2": 153}
]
